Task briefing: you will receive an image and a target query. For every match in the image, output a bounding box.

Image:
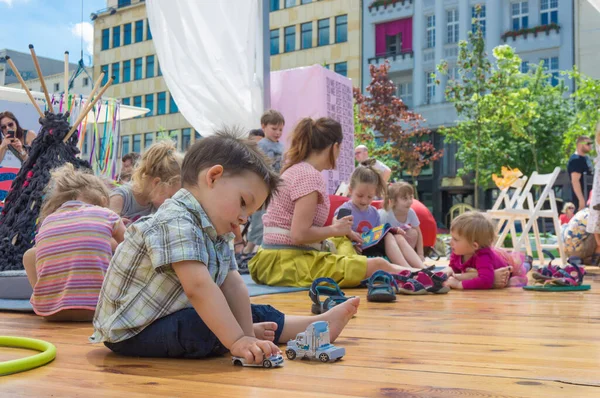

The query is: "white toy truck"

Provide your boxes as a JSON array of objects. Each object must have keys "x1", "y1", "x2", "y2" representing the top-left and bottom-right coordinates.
[{"x1": 285, "y1": 321, "x2": 345, "y2": 362}]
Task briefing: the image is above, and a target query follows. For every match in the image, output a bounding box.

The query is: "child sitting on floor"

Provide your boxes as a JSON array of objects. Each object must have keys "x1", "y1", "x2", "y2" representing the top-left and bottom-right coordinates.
[
  {"x1": 444, "y1": 212, "x2": 529, "y2": 290},
  {"x1": 379, "y1": 182, "x2": 425, "y2": 262},
  {"x1": 109, "y1": 140, "x2": 183, "y2": 224},
  {"x1": 90, "y1": 131, "x2": 359, "y2": 364},
  {"x1": 334, "y1": 163, "x2": 425, "y2": 269},
  {"x1": 23, "y1": 164, "x2": 125, "y2": 321}
]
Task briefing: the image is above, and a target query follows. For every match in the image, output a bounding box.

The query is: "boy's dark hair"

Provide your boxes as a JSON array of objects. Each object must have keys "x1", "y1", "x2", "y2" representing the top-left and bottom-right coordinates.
[
  {"x1": 182, "y1": 128, "x2": 282, "y2": 206},
  {"x1": 122, "y1": 152, "x2": 140, "y2": 163},
  {"x1": 260, "y1": 109, "x2": 285, "y2": 127},
  {"x1": 248, "y1": 129, "x2": 265, "y2": 138}
]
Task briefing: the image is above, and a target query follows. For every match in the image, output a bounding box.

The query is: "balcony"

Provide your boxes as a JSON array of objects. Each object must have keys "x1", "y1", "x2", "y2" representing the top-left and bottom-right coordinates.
[
  {"x1": 368, "y1": 50, "x2": 414, "y2": 72},
  {"x1": 500, "y1": 23, "x2": 561, "y2": 52},
  {"x1": 367, "y1": 0, "x2": 413, "y2": 23},
  {"x1": 443, "y1": 44, "x2": 458, "y2": 59}
]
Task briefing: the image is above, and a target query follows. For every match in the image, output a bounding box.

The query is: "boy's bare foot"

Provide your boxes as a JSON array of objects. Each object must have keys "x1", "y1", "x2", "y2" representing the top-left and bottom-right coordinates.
[
  {"x1": 253, "y1": 322, "x2": 278, "y2": 341},
  {"x1": 316, "y1": 297, "x2": 360, "y2": 342}
]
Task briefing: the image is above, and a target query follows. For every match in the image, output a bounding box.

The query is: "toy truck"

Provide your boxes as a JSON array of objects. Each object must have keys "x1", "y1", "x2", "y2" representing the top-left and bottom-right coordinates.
[{"x1": 285, "y1": 321, "x2": 345, "y2": 363}]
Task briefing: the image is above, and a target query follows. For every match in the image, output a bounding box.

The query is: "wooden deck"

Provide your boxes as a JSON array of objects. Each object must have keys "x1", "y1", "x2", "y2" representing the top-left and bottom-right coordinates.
[{"x1": 1, "y1": 267, "x2": 600, "y2": 397}]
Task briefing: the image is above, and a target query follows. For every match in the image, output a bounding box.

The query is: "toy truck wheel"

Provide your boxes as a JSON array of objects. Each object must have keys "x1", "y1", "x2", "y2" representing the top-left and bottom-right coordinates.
[
  {"x1": 262, "y1": 359, "x2": 272, "y2": 368},
  {"x1": 233, "y1": 359, "x2": 243, "y2": 366},
  {"x1": 286, "y1": 349, "x2": 296, "y2": 360},
  {"x1": 319, "y1": 353, "x2": 330, "y2": 363}
]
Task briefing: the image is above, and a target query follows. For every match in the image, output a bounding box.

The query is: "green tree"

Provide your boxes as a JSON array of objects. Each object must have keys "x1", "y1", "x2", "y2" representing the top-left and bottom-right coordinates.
[{"x1": 563, "y1": 68, "x2": 600, "y2": 161}]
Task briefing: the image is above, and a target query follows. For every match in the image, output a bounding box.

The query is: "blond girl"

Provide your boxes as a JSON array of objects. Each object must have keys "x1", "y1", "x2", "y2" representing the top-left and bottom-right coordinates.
[{"x1": 23, "y1": 163, "x2": 125, "y2": 321}]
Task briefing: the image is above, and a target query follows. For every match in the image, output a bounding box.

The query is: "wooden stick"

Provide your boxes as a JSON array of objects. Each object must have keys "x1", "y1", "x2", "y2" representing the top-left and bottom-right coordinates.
[
  {"x1": 64, "y1": 51, "x2": 69, "y2": 107},
  {"x1": 29, "y1": 44, "x2": 53, "y2": 113},
  {"x1": 4, "y1": 56, "x2": 44, "y2": 118},
  {"x1": 63, "y1": 76, "x2": 113, "y2": 143}
]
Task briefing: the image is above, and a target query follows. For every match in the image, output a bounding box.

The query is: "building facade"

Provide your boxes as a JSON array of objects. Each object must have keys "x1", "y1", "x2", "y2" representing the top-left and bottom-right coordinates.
[
  {"x1": 269, "y1": 0, "x2": 362, "y2": 87},
  {"x1": 362, "y1": 0, "x2": 574, "y2": 221},
  {"x1": 5, "y1": 67, "x2": 94, "y2": 97},
  {"x1": 575, "y1": 0, "x2": 600, "y2": 80},
  {"x1": 0, "y1": 49, "x2": 80, "y2": 87},
  {"x1": 92, "y1": 0, "x2": 196, "y2": 157}
]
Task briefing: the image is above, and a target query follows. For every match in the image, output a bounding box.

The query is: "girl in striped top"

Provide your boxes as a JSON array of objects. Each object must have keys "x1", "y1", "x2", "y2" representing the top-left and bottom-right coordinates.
[{"x1": 23, "y1": 164, "x2": 125, "y2": 321}]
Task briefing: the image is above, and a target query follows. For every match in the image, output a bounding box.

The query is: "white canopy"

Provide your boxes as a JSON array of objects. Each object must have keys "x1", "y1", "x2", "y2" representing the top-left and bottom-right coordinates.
[{"x1": 0, "y1": 86, "x2": 149, "y2": 122}]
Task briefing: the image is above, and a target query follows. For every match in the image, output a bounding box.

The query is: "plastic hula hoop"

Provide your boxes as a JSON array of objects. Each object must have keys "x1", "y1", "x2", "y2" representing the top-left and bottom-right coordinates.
[{"x1": 0, "y1": 336, "x2": 56, "y2": 376}]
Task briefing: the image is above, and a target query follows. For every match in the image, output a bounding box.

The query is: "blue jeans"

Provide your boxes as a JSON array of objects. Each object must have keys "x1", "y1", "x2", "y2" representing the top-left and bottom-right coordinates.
[{"x1": 105, "y1": 304, "x2": 285, "y2": 358}]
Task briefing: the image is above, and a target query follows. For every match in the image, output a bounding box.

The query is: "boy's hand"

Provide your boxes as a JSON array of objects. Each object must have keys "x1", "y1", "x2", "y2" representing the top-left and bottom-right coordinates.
[{"x1": 230, "y1": 336, "x2": 281, "y2": 365}]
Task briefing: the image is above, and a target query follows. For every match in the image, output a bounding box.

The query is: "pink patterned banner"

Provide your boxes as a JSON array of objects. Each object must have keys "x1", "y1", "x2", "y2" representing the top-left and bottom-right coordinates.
[{"x1": 271, "y1": 65, "x2": 355, "y2": 194}]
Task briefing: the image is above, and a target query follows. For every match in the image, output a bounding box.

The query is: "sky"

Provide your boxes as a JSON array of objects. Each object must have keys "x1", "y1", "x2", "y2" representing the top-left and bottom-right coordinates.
[{"x1": 0, "y1": 0, "x2": 107, "y2": 66}]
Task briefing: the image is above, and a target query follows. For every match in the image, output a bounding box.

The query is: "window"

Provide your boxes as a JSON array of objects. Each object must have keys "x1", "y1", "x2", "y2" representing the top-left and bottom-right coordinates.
[
  {"x1": 426, "y1": 15, "x2": 435, "y2": 48},
  {"x1": 426, "y1": 72, "x2": 436, "y2": 104},
  {"x1": 334, "y1": 62, "x2": 347, "y2": 77},
  {"x1": 448, "y1": 67, "x2": 459, "y2": 81},
  {"x1": 135, "y1": 20, "x2": 144, "y2": 42},
  {"x1": 146, "y1": 55, "x2": 155, "y2": 78},
  {"x1": 122, "y1": 97, "x2": 130, "y2": 106},
  {"x1": 112, "y1": 62, "x2": 120, "y2": 84},
  {"x1": 145, "y1": 94, "x2": 154, "y2": 116},
  {"x1": 122, "y1": 136, "x2": 130, "y2": 155},
  {"x1": 169, "y1": 94, "x2": 179, "y2": 113},
  {"x1": 157, "y1": 62, "x2": 162, "y2": 76},
  {"x1": 133, "y1": 95, "x2": 142, "y2": 108},
  {"x1": 101, "y1": 28, "x2": 110, "y2": 50},
  {"x1": 146, "y1": 19, "x2": 153, "y2": 40},
  {"x1": 447, "y1": 9, "x2": 459, "y2": 44},
  {"x1": 521, "y1": 61, "x2": 529, "y2": 73},
  {"x1": 511, "y1": 1, "x2": 529, "y2": 31},
  {"x1": 397, "y1": 82, "x2": 413, "y2": 108},
  {"x1": 157, "y1": 91, "x2": 166, "y2": 115},
  {"x1": 118, "y1": 0, "x2": 131, "y2": 7},
  {"x1": 123, "y1": 23, "x2": 132, "y2": 45},
  {"x1": 270, "y1": 29, "x2": 280, "y2": 55},
  {"x1": 335, "y1": 15, "x2": 347, "y2": 43},
  {"x1": 134, "y1": 57, "x2": 143, "y2": 80},
  {"x1": 472, "y1": 6, "x2": 486, "y2": 37},
  {"x1": 541, "y1": 0, "x2": 558, "y2": 25},
  {"x1": 112, "y1": 26, "x2": 120, "y2": 48},
  {"x1": 270, "y1": 0, "x2": 279, "y2": 12},
  {"x1": 385, "y1": 34, "x2": 402, "y2": 55},
  {"x1": 144, "y1": 132, "x2": 154, "y2": 149},
  {"x1": 301, "y1": 0, "x2": 312, "y2": 4},
  {"x1": 285, "y1": 0, "x2": 296, "y2": 7},
  {"x1": 318, "y1": 18, "x2": 330, "y2": 46},
  {"x1": 122, "y1": 60, "x2": 131, "y2": 82},
  {"x1": 83, "y1": 77, "x2": 89, "y2": 86},
  {"x1": 132, "y1": 134, "x2": 141, "y2": 153},
  {"x1": 182, "y1": 128, "x2": 192, "y2": 150},
  {"x1": 169, "y1": 130, "x2": 180, "y2": 148},
  {"x1": 301, "y1": 22, "x2": 312, "y2": 49},
  {"x1": 53, "y1": 83, "x2": 60, "y2": 92},
  {"x1": 284, "y1": 26, "x2": 295, "y2": 52},
  {"x1": 101, "y1": 65, "x2": 109, "y2": 85},
  {"x1": 542, "y1": 56, "x2": 559, "y2": 86}
]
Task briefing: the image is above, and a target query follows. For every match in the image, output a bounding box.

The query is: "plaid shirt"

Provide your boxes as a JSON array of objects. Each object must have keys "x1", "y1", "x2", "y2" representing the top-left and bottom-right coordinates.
[{"x1": 90, "y1": 189, "x2": 237, "y2": 344}]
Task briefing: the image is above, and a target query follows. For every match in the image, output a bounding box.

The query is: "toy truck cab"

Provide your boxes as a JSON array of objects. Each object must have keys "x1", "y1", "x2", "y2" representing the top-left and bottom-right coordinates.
[{"x1": 285, "y1": 321, "x2": 345, "y2": 363}]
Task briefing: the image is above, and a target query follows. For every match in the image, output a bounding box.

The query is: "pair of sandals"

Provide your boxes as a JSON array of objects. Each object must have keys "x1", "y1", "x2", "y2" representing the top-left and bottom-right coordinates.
[
  {"x1": 525, "y1": 256, "x2": 591, "y2": 292},
  {"x1": 362, "y1": 268, "x2": 450, "y2": 302},
  {"x1": 309, "y1": 278, "x2": 355, "y2": 314}
]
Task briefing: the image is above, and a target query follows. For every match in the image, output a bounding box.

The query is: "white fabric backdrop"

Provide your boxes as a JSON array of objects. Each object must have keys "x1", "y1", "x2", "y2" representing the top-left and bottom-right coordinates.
[{"x1": 146, "y1": 0, "x2": 264, "y2": 136}]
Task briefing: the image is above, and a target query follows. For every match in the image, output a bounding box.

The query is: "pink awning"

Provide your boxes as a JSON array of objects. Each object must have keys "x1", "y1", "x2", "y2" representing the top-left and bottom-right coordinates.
[{"x1": 375, "y1": 17, "x2": 413, "y2": 56}]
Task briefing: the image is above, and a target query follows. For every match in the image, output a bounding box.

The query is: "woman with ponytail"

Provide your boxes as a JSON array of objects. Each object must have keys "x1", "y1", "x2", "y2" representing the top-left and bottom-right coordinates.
[{"x1": 249, "y1": 117, "x2": 419, "y2": 288}]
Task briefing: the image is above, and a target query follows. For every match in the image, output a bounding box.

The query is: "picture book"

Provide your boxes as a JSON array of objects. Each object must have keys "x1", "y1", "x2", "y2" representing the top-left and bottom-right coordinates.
[{"x1": 360, "y1": 223, "x2": 394, "y2": 250}]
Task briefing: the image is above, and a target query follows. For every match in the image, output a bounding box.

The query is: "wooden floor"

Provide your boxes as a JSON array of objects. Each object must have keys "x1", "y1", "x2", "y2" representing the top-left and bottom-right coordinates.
[{"x1": 2, "y1": 267, "x2": 600, "y2": 397}]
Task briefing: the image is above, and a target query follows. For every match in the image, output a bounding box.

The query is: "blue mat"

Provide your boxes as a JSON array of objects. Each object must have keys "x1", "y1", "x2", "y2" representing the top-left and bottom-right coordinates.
[{"x1": 0, "y1": 275, "x2": 308, "y2": 312}]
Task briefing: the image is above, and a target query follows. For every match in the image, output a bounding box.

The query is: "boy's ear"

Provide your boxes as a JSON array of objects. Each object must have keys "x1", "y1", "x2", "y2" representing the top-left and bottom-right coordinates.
[{"x1": 205, "y1": 165, "x2": 224, "y2": 188}]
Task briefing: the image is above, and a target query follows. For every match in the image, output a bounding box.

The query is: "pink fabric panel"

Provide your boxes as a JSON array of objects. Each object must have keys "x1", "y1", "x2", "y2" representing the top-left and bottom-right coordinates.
[{"x1": 375, "y1": 18, "x2": 413, "y2": 56}]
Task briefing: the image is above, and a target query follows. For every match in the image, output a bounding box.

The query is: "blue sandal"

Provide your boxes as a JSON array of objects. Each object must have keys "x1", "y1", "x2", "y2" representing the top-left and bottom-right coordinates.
[
  {"x1": 309, "y1": 278, "x2": 349, "y2": 314},
  {"x1": 366, "y1": 270, "x2": 398, "y2": 302}
]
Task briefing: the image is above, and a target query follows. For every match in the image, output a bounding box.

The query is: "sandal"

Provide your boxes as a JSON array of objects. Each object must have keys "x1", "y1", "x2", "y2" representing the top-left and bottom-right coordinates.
[
  {"x1": 366, "y1": 270, "x2": 398, "y2": 302},
  {"x1": 309, "y1": 278, "x2": 349, "y2": 314},
  {"x1": 412, "y1": 271, "x2": 450, "y2": 294}
]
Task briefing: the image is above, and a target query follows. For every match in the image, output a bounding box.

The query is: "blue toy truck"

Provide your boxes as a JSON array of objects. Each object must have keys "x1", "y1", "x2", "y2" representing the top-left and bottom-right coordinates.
[{"x1": 285, "y1": 321, "x2": 345, "y2": 362}]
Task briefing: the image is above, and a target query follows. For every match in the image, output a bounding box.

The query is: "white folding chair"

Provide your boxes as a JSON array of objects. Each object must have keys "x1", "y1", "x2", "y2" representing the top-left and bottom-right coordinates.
[
  {"x1": 488, "y1": 167, "x2": 565, "y2": 266},
  {"x1": 488, "y1": 176, "x2": 528, "y2": 249}
]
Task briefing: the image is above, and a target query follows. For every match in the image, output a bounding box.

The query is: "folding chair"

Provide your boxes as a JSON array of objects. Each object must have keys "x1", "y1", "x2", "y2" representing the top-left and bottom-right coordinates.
[
  {"x1": 488, "y1": 167, "x2": 565, "y2": 266},
  {"x1": 488, "y1": 176, "x2": 528, "y2": 246}
]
